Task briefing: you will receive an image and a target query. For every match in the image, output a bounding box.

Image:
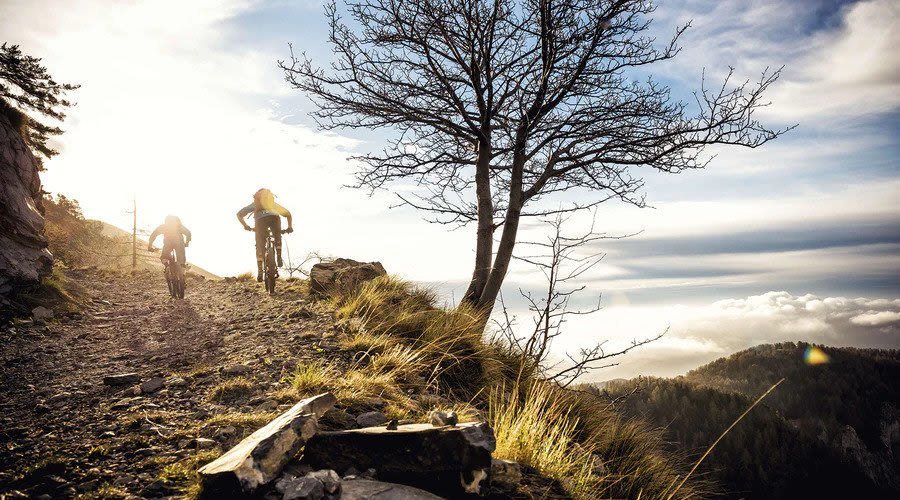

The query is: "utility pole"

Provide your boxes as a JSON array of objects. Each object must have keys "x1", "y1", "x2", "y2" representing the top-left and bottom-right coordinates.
[{"x1": 132, "y1": 198, "x2": 137, "y2": 269}]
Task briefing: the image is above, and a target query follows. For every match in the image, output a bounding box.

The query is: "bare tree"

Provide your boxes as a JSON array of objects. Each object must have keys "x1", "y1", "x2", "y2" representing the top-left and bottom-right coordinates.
[
  {"x1": 282, "y1": 0, "x2": 792, "y2": 312},
  {"x1": 493, "y1": 213, "x2": 661, "y2": 387}
]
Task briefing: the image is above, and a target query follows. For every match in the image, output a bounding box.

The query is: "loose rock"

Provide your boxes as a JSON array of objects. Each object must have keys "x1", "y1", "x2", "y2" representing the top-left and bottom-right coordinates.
[
  {"x1": 340, "y1": 479, "x2": 443, "y2": 500},
  {"x1": 198, "y1": 392, "x2": 337, "y2": 497},
  {"x1": 31, "y1": 306, "x2": 54, "y2": 322},
  {"x1": 307, "y1": 469, "x2": 341, "y2": 495},
  {"x1": 309, "y1": 258, "x2": 386, "y2": 298},
  {"x1": 276, "y1": 475, "x2": 325, "y2": 500},
  {"x1": 490, "y1": 459, "x2": 522, "y2": 492},
  {"x1": 103, "y1": 373, "x2": 141, "y2": 386},
  {"x1": 140, "y1": 377, "x2": 165, "y2": 394},
  {"x1": 429, "y1": 410, "x2": 458, "y2": 427},
  {"x1": 302, "y1": 422, "x2": 495, "y2": 496},
  {"x1": 222, "y1": 364, "x2": 252, "y2": 376},
  {"x1": 356, "y1": 411, "x2": 387, "y2": 428}
]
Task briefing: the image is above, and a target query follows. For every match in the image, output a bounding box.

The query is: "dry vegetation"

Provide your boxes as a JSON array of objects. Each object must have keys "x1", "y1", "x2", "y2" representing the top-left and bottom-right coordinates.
[{"x1": 317, "y1": 275, "x2": 705, "y2": 499}]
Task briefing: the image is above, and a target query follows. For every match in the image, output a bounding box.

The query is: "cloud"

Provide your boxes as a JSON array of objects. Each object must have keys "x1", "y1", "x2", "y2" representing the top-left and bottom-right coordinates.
[
  {"x1": 850, "y1": 310, "x2": 900, "y2": 326},
  {"x1": 572, "y1": 290, "x2": 900, "y2": 381},
  {"x1": 766, "y1": 0, "x2": 900, "y2": 121},
  {"x1": 652, "y1": 0, "x2": 900, "y2": 122}
]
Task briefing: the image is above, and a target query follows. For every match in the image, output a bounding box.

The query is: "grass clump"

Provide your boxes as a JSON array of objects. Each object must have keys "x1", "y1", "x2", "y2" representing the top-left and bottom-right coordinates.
[
  {"x1": 204, "y1": 411, "x2": 280, "y2": 429},
  {"x1": 207, "y1": 377, "x2": 256, "y2": 404},
  {"x1": 490, "y1": 382, "x2": 597, "y2": 498},
  {"x1": 159, "y1": 449, "x2": 222, "y2": 499},
  {"x1": 80, "y1": 484, "x2": 132, "y2": 499},
  {"x1": 292, "y1": 361, "x2": 337, "y2": 393},
  {"x1": 339, "y1": 330, "x2": 392, "y2": 354},
  {"x1": 333, "y1": 276, "x2": 494, "y2": 399}
]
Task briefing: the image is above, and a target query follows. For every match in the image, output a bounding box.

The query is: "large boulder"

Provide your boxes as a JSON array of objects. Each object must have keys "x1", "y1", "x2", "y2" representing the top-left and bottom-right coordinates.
[
  {"x1": 309, "y1": 258, "x2": 386, "y2": 298},
  {"x1": 198, "y1": 392, "x2": 337, "y2": 498},
  {"x1": 340, "y1": 479, "x2": 443, "y2": 499},
  {"x1": 301, "y1": 422, "x2": 495, "y2": 496},
  {"x1": 0, "y1": 106, "x2": 52, "y2": 314}
]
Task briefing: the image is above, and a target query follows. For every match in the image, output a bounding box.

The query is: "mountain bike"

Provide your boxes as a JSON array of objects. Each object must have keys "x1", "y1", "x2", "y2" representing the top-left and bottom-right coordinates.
[
  {"x1": 163, "y1": 250, "x2": 186, "y2": 299},
  {"x1": 261, "y1": 227, "x2": 289, "y2": 295}
]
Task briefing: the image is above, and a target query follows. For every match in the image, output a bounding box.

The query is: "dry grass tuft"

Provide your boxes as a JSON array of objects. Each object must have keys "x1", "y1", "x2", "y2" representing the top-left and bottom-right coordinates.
[
  {"x1": 204, "y1": 411, "x2": 280, "y2": 430},
  {"x1": 303, "y1": 274, "x2": 705, "y2": 498},
  {"x1": 489, "y1": 382, "x2": 597, "y2": 498},
  {"x1": 158, "y1": 449, "x2": 222, "y2": 499},
  {"x1": 291, "y1": 361, "x2": 338, "y2": 394},
  {"x1": 207, "y1": 377, "x2": 255, "y2": 404},
  {"x1": 339, "y1": 330, "x2": 392, "y2": 354}
]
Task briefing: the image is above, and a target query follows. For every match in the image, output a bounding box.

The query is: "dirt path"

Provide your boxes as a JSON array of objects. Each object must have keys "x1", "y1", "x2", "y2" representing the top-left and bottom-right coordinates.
[{"x1": 0, "y1": 267, "x2": 341, "y2": 499}]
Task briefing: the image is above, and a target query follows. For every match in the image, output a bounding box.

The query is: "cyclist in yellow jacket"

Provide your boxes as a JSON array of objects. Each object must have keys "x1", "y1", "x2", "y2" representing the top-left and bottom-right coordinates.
[{"x1": 236, "y1": 188, "x2": 293, "y2": 281}]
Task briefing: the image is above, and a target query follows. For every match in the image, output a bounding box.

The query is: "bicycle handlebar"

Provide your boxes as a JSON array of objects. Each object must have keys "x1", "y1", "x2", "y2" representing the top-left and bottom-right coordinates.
[{"x1": 247, "y1": 226, "x2": 292, "y2": 234}]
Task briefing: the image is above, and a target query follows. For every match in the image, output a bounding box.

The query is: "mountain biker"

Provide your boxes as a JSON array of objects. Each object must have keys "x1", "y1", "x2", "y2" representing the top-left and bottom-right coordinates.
[
  {"x1": 236, "y1": 188, "x2": 293, "y2": 282},
  {"x1": 148, "y1": 215, "x2": 191, "y2": 266}
]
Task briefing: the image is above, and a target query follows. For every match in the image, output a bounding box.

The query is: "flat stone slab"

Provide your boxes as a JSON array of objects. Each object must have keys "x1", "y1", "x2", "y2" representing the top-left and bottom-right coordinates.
[
  {"x1": 198, "y1": 392, "x2": 336, "y2": 497},
  {"x1": 103, "y1": 373, "x2": 140, "y2": 386},
  {"x1": 340, "y1": 479, "x2": 444, "y2": 499},
  {"x1": 302, "y1": 422, "x2": 495, "y2": 496}
]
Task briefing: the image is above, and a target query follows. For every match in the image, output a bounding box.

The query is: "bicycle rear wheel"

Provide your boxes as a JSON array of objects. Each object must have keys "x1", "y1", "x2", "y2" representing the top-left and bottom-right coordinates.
[{"x1": 265, "y1": 249, "x2": 277, "y2": 294}]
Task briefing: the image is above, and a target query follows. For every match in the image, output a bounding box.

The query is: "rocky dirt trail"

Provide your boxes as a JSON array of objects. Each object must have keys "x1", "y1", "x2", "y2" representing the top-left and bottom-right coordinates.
[{"x1": 0, "y1": 267, "x2": 344, "y2": 499}]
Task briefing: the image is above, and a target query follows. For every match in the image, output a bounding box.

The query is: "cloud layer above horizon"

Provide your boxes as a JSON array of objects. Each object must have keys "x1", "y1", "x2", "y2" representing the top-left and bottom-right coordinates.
[{"x1": 1, "y1": 0, "x2": 897, "y2": 379}]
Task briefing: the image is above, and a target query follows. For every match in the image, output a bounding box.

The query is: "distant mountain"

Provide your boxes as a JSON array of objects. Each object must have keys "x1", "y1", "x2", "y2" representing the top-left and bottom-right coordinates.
[{"x1": 601, "y1": 342, "x2": 900, "y2": 499}]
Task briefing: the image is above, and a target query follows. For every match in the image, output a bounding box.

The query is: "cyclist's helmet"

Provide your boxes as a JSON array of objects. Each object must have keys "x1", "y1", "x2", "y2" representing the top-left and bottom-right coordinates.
[{"x1": 165, "y1": 215, "x2": 181, "y2": 226}]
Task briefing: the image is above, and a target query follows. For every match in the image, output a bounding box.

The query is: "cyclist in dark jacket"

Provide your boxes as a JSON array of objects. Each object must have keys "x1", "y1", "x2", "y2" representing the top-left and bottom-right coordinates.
[
  {"x1": 236, "y1": 188, "x2": 293, "y2": 281},
  {"x1": 148, "y1": 215, "x2": 191, "y2": 266}
]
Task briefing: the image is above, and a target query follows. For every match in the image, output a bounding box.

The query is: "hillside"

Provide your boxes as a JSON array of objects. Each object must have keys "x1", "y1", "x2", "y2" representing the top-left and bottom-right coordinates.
[
  {"x1": 96, "y1": 221, "x2": 219, "y2": 280},
  {"x1": 42, "y1": 194, "x2": 219, "y2": 280},
  {"x1": 603, "y1": 343, "x2": 900, "y2": 498},
  {"x1": 0, "y1": 266, "x2": 704, "y2": 499}
]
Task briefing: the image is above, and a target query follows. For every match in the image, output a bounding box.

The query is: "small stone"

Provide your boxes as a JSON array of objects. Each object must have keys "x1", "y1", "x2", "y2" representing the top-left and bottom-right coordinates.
[
  {"x1": 48, "y1": 392, "x2": 70, "y2": 403},
  {"x1": 214, "y1": 426, "x2": 237, "y2": 439},
  {"x1": 355, "y1": 411, "x2": 387, "y2": 428},
  {"x1": 276, "y1": 475, "x2": 325, "y2": 500},
  {"x1": 222, "y1": 364, "x2": 252, "y2": 376},
  {"x1": 195, "y1": 437, "x2": 217, "y2": 450},
  {"x1": 490, "y1": 458, "x2": 522, "y2": 492},
  {"x1": 429, "y1": 410, "x2": 458, "y2": 427},
  {"x1": 256, "y1": 399, "x2": 278, "y2": 411},
  {"x1": 385, "y1": 419, "x2": 398, "y2": 430},
  {"x1": 103, "y1": 373, "x2": 140, "y2": 386},
  {"x1": 32, "y1": 306, "x2": 54, "y2": 322},
  {"x1": 109, "y1": 398, "x2": 132, "y2": 410},
  {"x1": 307, "y1": 470, "x2": 341, "y2": 495},
  {"x1": 140, "y1": 377, "x2": 165, "y2": 394},
  {"x1": 167, "y1": 376, "x2": 188, "y2": 387}
]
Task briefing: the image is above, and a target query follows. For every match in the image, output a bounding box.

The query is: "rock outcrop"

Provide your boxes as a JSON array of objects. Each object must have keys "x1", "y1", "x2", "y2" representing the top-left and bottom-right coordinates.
[
  {"x1": 309, "y1": 258, "x2": 386, "y2": 298},
  {"x1": 0, "y1": 107, "x2": 52, "y2": 312},
  {"x1": 301, "y1": 422, "x2": 496, "y2": 496},
  {"x1": 198, "y1": 392, "x2": 337, "y2": 497},
  {"x1": 340, "y1": 479, "x2": 443, "y2": 499}
]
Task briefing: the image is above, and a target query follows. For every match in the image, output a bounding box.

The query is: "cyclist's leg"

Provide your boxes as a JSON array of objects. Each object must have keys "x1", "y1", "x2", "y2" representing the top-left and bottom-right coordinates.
[
  {"x1": 254, "y1": 220, "x2": 266, "y2": 281},
  {"x1": 160, "y1": 242, "x2": 175, "y2": 265},
  {"x1": 175, "y1": 241, "x2": 186, "y2": 267},
  {"x1": 272, "y1": 217, "x2": 283, "y2": 267}
]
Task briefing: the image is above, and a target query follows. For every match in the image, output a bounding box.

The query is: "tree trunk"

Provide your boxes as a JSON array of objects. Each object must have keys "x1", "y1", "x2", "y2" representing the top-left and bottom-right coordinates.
[
  {"x1": 476, "y1": 145, "x2": 525, "y2": 312},
  {"x1": 462, "y1": 138, "x2": 494, "y2": 304}
]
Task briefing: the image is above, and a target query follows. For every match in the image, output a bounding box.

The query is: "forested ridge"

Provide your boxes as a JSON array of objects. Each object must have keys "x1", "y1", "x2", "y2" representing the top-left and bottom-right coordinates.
[{"x1": 602, "y1": 342, "x2": 900, "y2": 499}]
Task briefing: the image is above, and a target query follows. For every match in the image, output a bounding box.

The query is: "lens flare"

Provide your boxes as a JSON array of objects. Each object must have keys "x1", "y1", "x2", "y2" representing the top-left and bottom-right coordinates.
[{"x1": 804, "y1": 345, "x2": 830, "y2": 365}]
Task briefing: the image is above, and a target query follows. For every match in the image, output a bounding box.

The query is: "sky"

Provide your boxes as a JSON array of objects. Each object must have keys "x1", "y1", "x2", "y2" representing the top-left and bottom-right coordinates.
[{"x1": 2, "y1": 0, "x2": 897, "y2": 381}]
